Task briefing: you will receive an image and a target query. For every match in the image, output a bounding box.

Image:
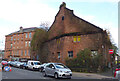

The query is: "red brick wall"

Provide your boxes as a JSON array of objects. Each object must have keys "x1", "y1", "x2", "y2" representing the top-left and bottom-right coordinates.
[
  {"x1": 5, "y1": 31, "x2": 35, "y2": 60},
  {"x1": 48, "y1": 5, "x2": 103, "y2": 40},
  {"x1": 48, "y1": 32, "x2": 111, "y2": 64}
]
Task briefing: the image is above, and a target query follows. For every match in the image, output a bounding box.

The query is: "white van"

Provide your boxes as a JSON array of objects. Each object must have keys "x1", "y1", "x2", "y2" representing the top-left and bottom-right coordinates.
[{"x1": 27, "y1": 60, "x2": 41, "y2": 70}]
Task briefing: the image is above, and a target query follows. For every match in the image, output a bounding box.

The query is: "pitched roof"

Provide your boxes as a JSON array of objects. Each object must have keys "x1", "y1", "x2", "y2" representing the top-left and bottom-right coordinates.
[{"x1": 7, "y1": 27, "x2": 37, "y2": 36}]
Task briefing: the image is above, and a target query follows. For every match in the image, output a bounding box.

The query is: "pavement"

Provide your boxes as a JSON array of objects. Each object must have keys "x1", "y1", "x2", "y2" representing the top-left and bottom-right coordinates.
[{"x1": 72, "y1": 70, "x2": 113, "y2": 79}]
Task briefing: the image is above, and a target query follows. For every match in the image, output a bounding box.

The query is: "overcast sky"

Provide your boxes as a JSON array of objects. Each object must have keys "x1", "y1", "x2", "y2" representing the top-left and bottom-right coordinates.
[{"x1": 0, "y1": 0, "x2": 118, "y2": 50}]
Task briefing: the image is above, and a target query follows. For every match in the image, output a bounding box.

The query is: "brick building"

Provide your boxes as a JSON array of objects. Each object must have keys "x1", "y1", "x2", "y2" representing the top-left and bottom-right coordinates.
[
  {"x1": 46, "y1": 2, "x2": 112, "y2": 66},
  {"x1": 5, "y1": 27, "x2": 37, "y2": 61}
]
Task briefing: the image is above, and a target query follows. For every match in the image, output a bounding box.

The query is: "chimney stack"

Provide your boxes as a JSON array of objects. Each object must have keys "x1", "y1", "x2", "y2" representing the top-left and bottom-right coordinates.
[
  {"x1": 60, "y1": 2, "x2": 66, "y2": 9},
  {"x1": 20, "y1": 26, "x2": 23, "y2": 32}
]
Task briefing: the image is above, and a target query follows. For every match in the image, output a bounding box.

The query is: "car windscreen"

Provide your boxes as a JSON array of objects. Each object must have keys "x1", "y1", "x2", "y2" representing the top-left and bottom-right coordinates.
[
  {"x1": 55, "y1": 64, "x2": 68, "y2": 69},
  {"x1": 34, "y1": 62, "x2": 41, "y2": 65}
]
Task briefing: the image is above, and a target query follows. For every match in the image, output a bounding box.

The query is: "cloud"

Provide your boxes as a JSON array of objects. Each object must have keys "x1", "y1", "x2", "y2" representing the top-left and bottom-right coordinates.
[
  {"x1": 0, "y1": 0, "x2": 57, "y2": 27},
  {"x1": 44, "y1": 0, "x2": 119, "y2": 3},
  {"x1": 0, "y1": 0, "x2": 58, "y2": 50}
]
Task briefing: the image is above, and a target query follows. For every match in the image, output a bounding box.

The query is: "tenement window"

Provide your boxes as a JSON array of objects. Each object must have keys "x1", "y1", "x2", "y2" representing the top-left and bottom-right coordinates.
[
  {"x1": 28, "y1": 50, "x2": 30, "y2": 56},
  {"x1": 29, "y1": 41, "x2": 31, "y2": 47},
  {"x1": 68, "y1": 51, "x2": 73, "y2": 58},
  {"x1": 11, "y1": 36, "x2": 13, "y2": 41},
  {"x1": 62, "y1": 16, "x2": 64, "y2": 20},
  {"x1": 26, "y1": 33, "x2": 28, "y2": 38},
  {"x1": 25, "y1": 41, "x2": 27, "y2": 47},
  {"x1": 21, "y1": 50, "x2": 23, "y2": 56},
  {"x1": 29, "y1": 32, "x2": 31, "y2": 38},
  {"x1": 11, "y1": 44, "x2": 12, "y2": 48},
  {"x1": 25, "y1": 50, "x2": 27, "y2": 56}
]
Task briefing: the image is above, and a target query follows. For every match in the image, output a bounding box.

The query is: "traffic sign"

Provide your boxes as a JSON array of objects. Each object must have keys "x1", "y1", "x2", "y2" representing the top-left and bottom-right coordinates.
[{"x1": 109, "y1": 49, "x2": 114, "y2": 54}]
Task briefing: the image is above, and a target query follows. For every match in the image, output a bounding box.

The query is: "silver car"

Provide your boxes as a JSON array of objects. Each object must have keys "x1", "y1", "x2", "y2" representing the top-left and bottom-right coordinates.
[{"x1": 43, "y1": 63, "x2": 72, "y2": 79}]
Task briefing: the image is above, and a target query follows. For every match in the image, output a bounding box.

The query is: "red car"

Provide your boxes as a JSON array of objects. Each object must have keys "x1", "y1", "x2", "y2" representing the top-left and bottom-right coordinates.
[
  {"x1": 2, "y1": 61, "x2": 8, "y2": 70},
  {"x1": 2, "y1": 61, "x2": 8, "y2": 65}
]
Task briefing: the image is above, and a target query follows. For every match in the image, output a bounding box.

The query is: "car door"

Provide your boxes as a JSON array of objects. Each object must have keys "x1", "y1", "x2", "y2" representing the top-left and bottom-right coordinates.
[
  {"x1": 49, "y1": 64, "x2": 56, "y2": 76},
  {"x1": 30, "y1": 62, "x2": 34, "y2": 69},
  {"x1": 45, "y1": 64, "x2": 51, "y2": 75}
]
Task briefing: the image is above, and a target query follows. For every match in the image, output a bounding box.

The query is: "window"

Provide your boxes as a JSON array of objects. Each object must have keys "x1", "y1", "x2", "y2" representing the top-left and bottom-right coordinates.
[
  {"x1": 11, "y1": 44, "x2": 12, "y2": 48},
  {"x1": 47, "y1": 64, "x2": 55, "y2": 69},
  {"x1": 73, "y1": 36, "x2": 81, "y2": 42},
  {"x1": 77, "y1": 36, "x2": 81, "y2": 42},
  {"x1": 31, "y1": 62, "x2": 34, "y2": 65},
  {"x1": 25, "y1": 50, "x2": 27, "y2": 56},
  {"x1": 11, "y1": 36, "x2": 13, "y2": 41},
  {"x1": 57, "y1": 39, "x2": 60, "y2": 44},
  {"x1": 17, "y1": 51, "x2": 19, "y2": 55},
  {"x1": 73, "y1": 36, "x2": 77, "y2": 42},
  {"x1": 29, "y1": 41, "x2": 31, "y2": 47},
  {"x1": 25, "y1": 41, "x2": 27, "y2": 47},
  {"x1": 21, "y1": 50, "x2": 23, "y2": 56},
  {"x1": 62, "y1": 16, "x2": 64, "y2": 20},
  {"x1": 14, "y1": 34, "x2": 16, "y2": 40},
  {"x1": 29, "y1": 32, "x2": 31, "y2": 38},
  {"x1": 91, "y1": 51, "x2": 98, "y2": 57},
  {"x1": 68, "y1": 51, "x2": 73, "y2": 58},
  {"x1": 26, "y1": 33, "x2": 28, "y2": 38},
  {"x1": 57, "y1": 52, "x2": 60, "y2": 59},
  {"x1": 10, "y1": 51, "x2": 12, "y2": 55},
  {"x1": 28, "y1": 50, "x2": 30, "y2": 56}
]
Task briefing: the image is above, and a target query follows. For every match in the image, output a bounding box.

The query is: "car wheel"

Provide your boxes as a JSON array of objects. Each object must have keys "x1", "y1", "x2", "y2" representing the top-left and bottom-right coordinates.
[
  {"x1": 26, "y1": 66, "x2": 28, "y2": 69},
  {"x1": 54, "y1": 73, "x2": 59, "y2": 79}
]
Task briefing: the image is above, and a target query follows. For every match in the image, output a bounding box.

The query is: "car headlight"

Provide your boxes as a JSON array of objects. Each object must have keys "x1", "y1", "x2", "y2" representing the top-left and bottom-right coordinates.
[
  {"x1": 60, "y1": 70, "x2": 63, "y2": 73},
  {"x1": 57, "y1": 69, "x2": 63, "y2": 73}
]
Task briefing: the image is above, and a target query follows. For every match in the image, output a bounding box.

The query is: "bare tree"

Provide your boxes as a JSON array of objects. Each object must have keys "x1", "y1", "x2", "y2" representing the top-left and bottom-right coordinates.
[{"x1": 39, "y1": 21, "x2": 50, "y2": 31}]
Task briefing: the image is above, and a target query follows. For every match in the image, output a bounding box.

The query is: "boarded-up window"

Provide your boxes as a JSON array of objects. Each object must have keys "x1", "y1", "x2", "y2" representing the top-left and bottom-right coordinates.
[
  {"x1": 73, "y1": 36, "x2": 77, "y2": 42},
  {"x1": 77, "y1": 36, "x2": 81, "y2": 42},
  {"x1": 57, "y1": 39, "x2": 60, "y2": 44}
]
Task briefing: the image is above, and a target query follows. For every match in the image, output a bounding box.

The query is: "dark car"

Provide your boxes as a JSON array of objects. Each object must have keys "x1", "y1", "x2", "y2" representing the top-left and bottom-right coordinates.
[{"x1": 39, "y1": 63, "x2": 47, "y2": 72}]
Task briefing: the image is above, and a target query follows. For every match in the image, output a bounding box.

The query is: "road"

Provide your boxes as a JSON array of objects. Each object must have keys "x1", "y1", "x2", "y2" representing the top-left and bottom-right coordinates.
[{"x1": 2, "y1": 67, "x2": 114, "y2": 80}]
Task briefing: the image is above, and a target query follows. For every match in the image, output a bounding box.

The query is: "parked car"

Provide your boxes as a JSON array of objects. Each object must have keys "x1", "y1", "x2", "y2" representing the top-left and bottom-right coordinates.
[
  {"x1": 9, "y1": 61, "x2": 15, "y2": 67},
  {"x1": 2, "y1": 61, "x2": 8, "y2": 70},
  {"x1": 27, "y1": 60, "x2": 41, "y2": 71},
  {"x1": 12, "y1": 61, "x2": 18, "y2": 67},
  {"x1": 8, "y1": 61, "x2": 12, "y2": 66},
  {"x1": 2, "y1": 61, "x2": 8, "y2": 65},
  {"x1": 114, "y1": 66, "x2": 120, "y2": 80},
  {"x1": 43, "y1": 63, "x2": 72, "y2": 79},
  {"x1": 20, "y1": 62, "x2": 27, "y2": 69},
  {"x1": 16, "y1": 62, "x2": 23, "y2": 68},
  {"x1": 39, "y1": 63, "x2": 47, "y2": 72}
]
